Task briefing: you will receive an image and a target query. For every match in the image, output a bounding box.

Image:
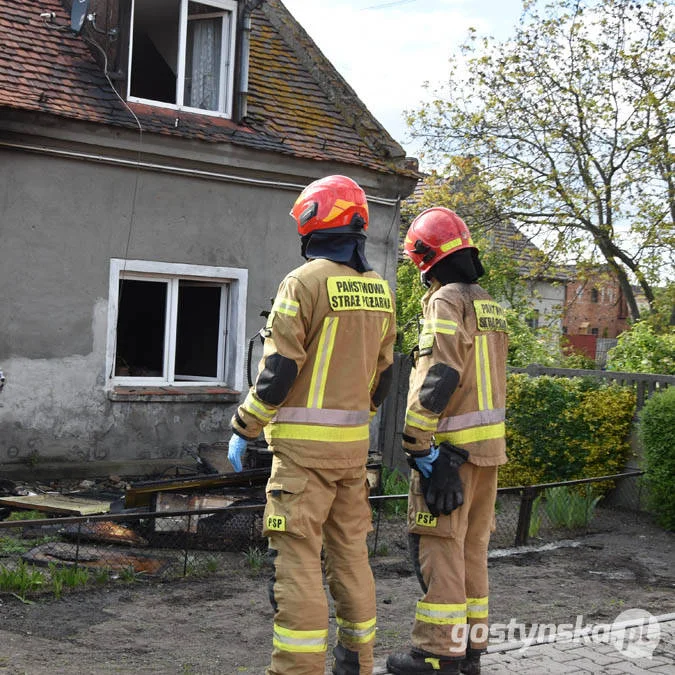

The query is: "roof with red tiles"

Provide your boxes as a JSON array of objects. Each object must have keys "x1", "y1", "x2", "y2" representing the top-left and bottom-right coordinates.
[{"x1": 0, "y1": 0, "x2": 419, "y2": 178}]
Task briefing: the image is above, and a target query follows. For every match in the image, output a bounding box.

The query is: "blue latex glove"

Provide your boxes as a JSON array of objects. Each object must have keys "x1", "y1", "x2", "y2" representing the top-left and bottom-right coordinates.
[
  {"x1": 414, "y1": 446, "x2": 440, "y2": 478},
  {"x1": 228, "y1": 434, "x2": 248, "y2": 473}
]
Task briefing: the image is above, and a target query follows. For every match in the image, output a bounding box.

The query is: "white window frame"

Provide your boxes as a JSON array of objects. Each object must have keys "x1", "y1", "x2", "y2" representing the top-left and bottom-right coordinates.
[
  {"x1": 127, "y1": 0, "x2": 238, "y2": 118},
  {"x1": 105, "y1": 259, "x2": 247, "y2": 391}
]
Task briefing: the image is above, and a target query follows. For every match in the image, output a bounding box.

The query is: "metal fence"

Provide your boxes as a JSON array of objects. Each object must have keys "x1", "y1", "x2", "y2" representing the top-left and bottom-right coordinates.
[
  {"x1": 0, "y1": 471, "x2": 645, "y2": 599},
  {"x1": 508, "y1": 364, "x2": 674, "y2": 412}
]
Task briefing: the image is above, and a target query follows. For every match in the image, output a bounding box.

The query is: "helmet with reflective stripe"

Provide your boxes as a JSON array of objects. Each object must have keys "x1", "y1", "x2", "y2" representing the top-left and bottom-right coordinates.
[
  {"x1": 403, "y1": 207, "x2": 477, "y2": 273},
  {"x1": 291, "y1": 175, "x2": 369, "y2": 237}
]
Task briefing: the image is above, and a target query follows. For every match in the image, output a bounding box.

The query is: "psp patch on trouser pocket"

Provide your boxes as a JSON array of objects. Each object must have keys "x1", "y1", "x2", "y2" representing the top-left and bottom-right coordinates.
[
  {"x1": 263, "y1": 472, "x2": 309, "y2": 538},
  {"x1": 407, "y1": 470, "x2": 458, "y2": 538}
]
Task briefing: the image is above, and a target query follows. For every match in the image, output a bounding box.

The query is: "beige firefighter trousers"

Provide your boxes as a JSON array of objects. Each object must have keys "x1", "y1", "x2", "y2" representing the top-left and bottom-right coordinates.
[
  {"x1": 264, "y1": 452, "x2": 376, "y2": 675},
  {"x1": 408, "y1": 463, "x2": 498, "y2": 656}
]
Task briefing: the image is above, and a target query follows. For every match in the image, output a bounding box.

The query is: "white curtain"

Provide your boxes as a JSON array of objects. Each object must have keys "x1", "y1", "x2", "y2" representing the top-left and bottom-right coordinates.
[{"x1": 186, "y1": 18, "x2": 221, "y2": 111}]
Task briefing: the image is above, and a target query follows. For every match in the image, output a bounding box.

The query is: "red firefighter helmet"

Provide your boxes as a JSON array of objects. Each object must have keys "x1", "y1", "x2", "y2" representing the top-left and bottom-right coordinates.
[
  {"x1": 403, "y1": 207, "x2": 476, "y2": 273},
  {"x1": 290, "y1": 175, "x2": 369, "y2": 237}
]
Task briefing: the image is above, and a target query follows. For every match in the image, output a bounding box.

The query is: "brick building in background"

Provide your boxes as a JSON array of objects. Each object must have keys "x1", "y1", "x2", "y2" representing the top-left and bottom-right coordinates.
[{"x1": 562, "y1": 269, "x2": 631, "y2": 364}]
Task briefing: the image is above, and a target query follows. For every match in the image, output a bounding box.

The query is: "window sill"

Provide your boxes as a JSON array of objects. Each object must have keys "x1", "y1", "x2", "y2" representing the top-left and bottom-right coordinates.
[{"x1": 108, "y1": 386, "x2": 241, "y2": 403}]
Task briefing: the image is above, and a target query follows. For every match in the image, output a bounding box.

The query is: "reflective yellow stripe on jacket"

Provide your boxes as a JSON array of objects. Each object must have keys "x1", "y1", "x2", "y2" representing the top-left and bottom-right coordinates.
[
  {"x1": 307, "y1": 316, "x2": 339, "y2": 409},
  {"x1": 405, "y1": 409, "x2": 439, "y2": 433},
  {"x1": 423, "y1": 317, "x2": 459, "y2": 335},
  {"x1": 266, "y1": 315, "x2": 371, "y2": 443},
  {"x1": 435, "y1": 334, "x2": 505, "y2": 445},
  {"x1": 241, "y1": 389, "x2": 276, "y2": 425},
  {"x1": 475, "y1": 335, "x2": 493, "y2": 411}
]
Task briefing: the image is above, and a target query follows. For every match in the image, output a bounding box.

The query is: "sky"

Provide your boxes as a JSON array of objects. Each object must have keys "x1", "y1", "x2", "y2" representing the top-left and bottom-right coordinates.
[{"x1": 280, "y1": 0, "x2": 525, "y2": 162}]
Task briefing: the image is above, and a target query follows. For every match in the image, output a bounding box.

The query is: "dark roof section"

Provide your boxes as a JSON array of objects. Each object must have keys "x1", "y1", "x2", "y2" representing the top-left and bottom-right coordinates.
[
  {"x1": 487, "y1": 219, "x2": 569, "y2": 282},
  {"x1": 253, "y1": 0, "x2": 406, "y2": 165},
  {"x1": 0, "y1": 0, "x2": 419, "y2": 178}
]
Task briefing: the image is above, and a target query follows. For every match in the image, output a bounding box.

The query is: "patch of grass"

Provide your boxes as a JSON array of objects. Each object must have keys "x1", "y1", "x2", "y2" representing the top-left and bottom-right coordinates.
[
  {"x1": 0, "y1": 535, "x2": 30, "y2": 555},
  {"x1": 370, "y1": 544, "x2": 389, "y2": 557},
  {"x1": 119, "y1": 565, "x2": 138, "y2": 582},
  {"x1": 6, "y1": 510, "x2": 45, "y2": 521},
  {"x1": 93, "y1": 567, "x2": 112, "y2": 585},
  {"x1": 183, "y1": 555, "x2": 220, "y2": 578},
  {"x1": 543, "y1": 485, "x2": 601, "y2": 529},
  {"x1": 242, "y1": 546, "x2": 266, "y2": 572},
  {"x1": 528, "y1": 495, "x2": 543, "y2": 538},
  {"x1": 0, "y1": 560, "x2": 45, "y2": 600},
  {"x1": 380, "y1": 466, "x2": 409, "y2": 517},
  {"x1": 205, "y1": 558, "x2": 219, "y2": 573}
]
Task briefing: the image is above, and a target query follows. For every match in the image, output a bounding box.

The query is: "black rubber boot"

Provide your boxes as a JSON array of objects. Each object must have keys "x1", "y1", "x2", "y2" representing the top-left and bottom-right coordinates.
[
  {"x1": 332, "y1": 644, "x2": 360, "y2": 675},
  {"x1": 386, "y1": 648, "x2": 461, "y2": 674},
  {"x1": 459, "y1": 647, "x2": 484, "y2": 675}
]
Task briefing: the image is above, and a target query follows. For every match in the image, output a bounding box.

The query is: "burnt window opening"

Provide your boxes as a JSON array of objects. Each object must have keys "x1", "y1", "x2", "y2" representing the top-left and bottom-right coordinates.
[
  {"x1": 107, "y1": 260, "x2": 247, "y2": 391},
  {"x1": 129, "y1": 0, "x2": 237, "y2": 116},
  {"x1": 114, "y1": 278, "x2": 228, "y2": 382},
  {"x1": 175, "y1": 282, "x2": 221, "y2": 378},
  {"x1": 116, "y1": 279, "x2": 167, "y2": 377},
  {"x1": 591, "y1": 288, "x2": 599, "y2": 303}
]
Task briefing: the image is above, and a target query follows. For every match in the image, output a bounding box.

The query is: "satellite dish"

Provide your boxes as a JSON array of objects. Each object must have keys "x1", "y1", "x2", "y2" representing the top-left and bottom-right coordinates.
[{"x1": 70, "y1": 0, "x2": 89, "y2": 33}]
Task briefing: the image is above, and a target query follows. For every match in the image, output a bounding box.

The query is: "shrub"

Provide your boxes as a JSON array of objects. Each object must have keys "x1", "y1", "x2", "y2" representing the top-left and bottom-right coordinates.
[
  {"x1": 638, "y1": 387, "x2": 675, "y2": 530},
  {"x1": 505, "y1": 310, "x2": 559, "y2": 368},
  {"x1": 500, "y1": 374, "x2": 635, "y2": 488},
  {"x1": 606, "y1": 321, "x2": 675, "y2": 375}
]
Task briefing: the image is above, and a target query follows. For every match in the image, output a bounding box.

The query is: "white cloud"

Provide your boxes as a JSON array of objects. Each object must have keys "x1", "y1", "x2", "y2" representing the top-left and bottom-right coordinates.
[{"x1": 280, "y1": 0, "x2": 523, "y2": 155}]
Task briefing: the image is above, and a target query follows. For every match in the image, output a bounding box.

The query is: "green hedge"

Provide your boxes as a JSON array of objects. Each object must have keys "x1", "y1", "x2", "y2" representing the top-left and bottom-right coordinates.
[
  {"x1": 638, "y1": 387, "x2": 675, "y2": 531},
  {"x1": 499, "y1": 374, "x2": 636, "y2": 488}
]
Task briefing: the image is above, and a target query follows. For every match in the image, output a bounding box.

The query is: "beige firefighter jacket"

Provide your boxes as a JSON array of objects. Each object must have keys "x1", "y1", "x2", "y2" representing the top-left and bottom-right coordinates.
[
  {"x1": 231, "y1": 258, "x2": 396, "y2": 468},
  {"x1": 403, "y1": 280, "x2": 508, "y2": 466}
]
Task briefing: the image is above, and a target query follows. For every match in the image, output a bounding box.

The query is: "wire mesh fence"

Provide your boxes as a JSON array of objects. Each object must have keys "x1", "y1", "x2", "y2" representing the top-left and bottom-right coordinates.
[{"x1": 0, "y1": 471, "x2": 646, "y2": 600}]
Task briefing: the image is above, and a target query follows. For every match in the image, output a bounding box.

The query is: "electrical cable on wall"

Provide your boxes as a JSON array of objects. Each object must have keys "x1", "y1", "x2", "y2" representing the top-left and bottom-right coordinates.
[
  {"x1": 82, "y1": 36, "x2": 144, "y2": 379},
  {"x1": 42, "y1": 11, "x2": 145, "y2": 380}
]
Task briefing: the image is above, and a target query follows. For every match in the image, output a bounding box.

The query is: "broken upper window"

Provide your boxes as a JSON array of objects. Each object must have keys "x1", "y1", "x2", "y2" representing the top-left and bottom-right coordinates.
[
  {"x1": 128, "y1": 0, "x2": 238, "y2": 117},
  {"x1": 106, "y1": 260, "x2": 248, "y2": 390}
]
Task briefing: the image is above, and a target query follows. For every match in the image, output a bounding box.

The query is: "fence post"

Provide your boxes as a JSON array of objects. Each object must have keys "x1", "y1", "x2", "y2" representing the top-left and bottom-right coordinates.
[
  {"x1": 514, "y1": 487, "x2": 538, "y2": 547},
  {"x1": 74, "y1": 521, "x2": 82, "y2": 569},
  {"x1": 183, "y1": 515, "x2": 192, "y2": 576}
]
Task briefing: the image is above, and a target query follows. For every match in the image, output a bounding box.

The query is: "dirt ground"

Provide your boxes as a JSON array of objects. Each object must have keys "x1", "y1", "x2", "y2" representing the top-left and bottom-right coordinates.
[{"x1": 0, "y1": 508, "x2": 673, "y2": 675}]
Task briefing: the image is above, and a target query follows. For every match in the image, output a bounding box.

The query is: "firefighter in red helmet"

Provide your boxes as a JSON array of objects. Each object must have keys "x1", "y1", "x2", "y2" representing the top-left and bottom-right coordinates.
[
  {"x1": 386, "y1": 207, "x2": 508, "y2": 675},
  {"x1": 229, "y1": 175, "x2": 397, "y2": 675}
]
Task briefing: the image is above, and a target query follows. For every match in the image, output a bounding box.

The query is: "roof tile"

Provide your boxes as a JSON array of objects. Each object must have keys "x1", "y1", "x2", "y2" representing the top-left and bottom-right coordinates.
[{"x1": 0, "y1": 0, "x2": 418, "y2": 178}]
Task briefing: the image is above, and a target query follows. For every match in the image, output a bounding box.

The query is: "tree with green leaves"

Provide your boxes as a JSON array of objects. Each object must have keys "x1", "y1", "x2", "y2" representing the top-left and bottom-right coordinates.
[{"x1": 408, "y1": 0, "x2": 674, "y2": 320}]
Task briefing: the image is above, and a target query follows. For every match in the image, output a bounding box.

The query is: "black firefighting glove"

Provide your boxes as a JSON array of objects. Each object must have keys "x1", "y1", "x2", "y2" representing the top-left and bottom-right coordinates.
[{"x1": 420, "y1": 442, "x2": 469, "y2": 517}]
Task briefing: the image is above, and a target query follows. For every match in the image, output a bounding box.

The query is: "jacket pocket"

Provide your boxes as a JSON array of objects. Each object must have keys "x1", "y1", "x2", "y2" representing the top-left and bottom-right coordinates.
[
  {"x1": 263, "y1": 475, "x2": 308, "y2": 538},
  {"x1": 407, "y1": 470, "x2": 459, "y2": 538}
]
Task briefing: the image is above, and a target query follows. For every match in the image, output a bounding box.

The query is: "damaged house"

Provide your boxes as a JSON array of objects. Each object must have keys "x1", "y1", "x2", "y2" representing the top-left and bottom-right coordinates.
[{"x1": 0, "y1": 0, "x2": 419, "y2": 480}]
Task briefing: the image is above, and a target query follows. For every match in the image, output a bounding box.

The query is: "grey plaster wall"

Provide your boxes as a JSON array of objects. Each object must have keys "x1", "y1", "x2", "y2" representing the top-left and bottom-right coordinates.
[{"x1": 0, "y1": 146, "x2": 404, "y2": 476}]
